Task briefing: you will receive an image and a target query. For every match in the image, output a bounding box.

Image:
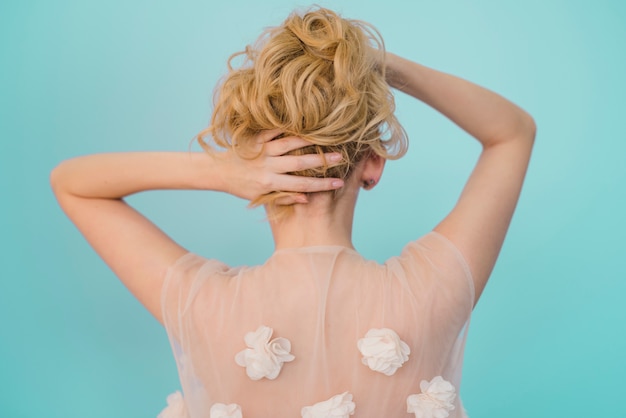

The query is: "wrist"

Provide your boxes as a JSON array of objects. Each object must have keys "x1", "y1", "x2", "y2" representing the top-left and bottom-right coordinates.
[
  {"x1": 384, "y1": 52, "x2": 406, "y2": 89},
  {"x1": 188, "y1": 151, "x2": 230, "y2": 193}
]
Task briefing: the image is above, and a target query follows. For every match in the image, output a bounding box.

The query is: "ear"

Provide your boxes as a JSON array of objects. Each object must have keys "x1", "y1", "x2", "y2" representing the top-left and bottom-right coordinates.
[{"x1": 360, "y1": 152, "x2": 386, "y2": 190}]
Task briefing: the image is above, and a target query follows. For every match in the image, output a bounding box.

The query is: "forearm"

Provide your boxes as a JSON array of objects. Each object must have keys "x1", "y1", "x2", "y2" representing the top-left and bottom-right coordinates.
[
  {"x1": 386, "y1": 53, "x2": 535, "y2": 147},
  {"x1": 50, "y1": 152, "x2": 222, "y2": 199}
]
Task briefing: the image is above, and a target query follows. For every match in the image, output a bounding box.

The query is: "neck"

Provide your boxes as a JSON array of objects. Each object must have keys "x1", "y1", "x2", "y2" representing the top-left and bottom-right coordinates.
[{"x1": 268, "y1": 188, "x2": 359, "y2": 250}]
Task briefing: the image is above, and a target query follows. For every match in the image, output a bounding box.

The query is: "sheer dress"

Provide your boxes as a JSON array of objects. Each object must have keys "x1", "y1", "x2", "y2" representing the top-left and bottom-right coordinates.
[{"x1": 160, "y1": 231, "x2": 474, "y2": 418}]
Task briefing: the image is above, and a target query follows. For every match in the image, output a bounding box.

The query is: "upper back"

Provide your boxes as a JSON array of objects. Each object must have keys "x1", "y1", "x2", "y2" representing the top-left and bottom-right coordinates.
[{"x1": 161, "y1": 232, "x2": 474, "y2": 417}]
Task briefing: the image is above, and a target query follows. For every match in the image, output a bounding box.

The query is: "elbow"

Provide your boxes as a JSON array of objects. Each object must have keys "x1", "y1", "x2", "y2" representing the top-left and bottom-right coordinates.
[
  {"x1": 483, "y1": 114, "x2": 536, "y2": 149},
  {"x1": 49, "y1": 164, "x2": 59, "y2": 194},
  {"x1": 521, "y1": 112, "x2": 537, "y2": 143},
  {"x1": 49, "y1": 161, "x2": 68, "y2": 196},
  {"x1": 503, "y1": 112, "x2": 536, "y2": 147}
]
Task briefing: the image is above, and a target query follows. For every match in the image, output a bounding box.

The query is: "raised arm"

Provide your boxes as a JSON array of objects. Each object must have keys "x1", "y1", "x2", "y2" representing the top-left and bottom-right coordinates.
[
  {"x1": 50, "y1": 133, "x2": 344, "y2": 323},
  {"x1": 386, "y1": 53, "x2": 536, "y2": 305}
]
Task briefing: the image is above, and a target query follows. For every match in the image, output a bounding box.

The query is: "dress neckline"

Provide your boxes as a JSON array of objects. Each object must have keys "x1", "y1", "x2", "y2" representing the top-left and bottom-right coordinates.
[{"x1": 271, "y1": 244, "x2": 360, "y2": 256}]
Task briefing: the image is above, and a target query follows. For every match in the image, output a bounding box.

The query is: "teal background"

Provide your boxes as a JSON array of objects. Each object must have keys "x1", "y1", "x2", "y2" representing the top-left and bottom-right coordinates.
[{"x1": 1, "y1": 0, "x2": 625, "y2": 417}]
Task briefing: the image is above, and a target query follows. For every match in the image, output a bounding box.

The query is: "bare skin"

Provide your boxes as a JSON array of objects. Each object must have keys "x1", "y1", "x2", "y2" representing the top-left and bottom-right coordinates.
[
  {"x1": 50, "y1": 132, "x2": 345, "y2": 324},
  {"x1": 51, "y1": 53, "x2": 535, "y2": 326}
]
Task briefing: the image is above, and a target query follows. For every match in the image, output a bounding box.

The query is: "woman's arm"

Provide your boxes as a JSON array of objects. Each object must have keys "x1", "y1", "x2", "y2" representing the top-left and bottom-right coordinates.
[
  {"x1": 50, "y1": 133, "x2": 344, "y2": 323},
  {"x1": 386, "y1": 53, "x2": 536, "y2": 305}
]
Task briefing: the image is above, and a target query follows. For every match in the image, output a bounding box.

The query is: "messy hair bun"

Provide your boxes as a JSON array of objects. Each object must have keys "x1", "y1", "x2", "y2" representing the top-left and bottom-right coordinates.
[{"x1": 197, "y1": 6, "x2": 407, "y2": 213}]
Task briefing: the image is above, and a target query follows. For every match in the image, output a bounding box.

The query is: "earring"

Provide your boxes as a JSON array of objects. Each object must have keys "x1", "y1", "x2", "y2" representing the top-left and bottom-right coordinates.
[{"x1": 363, "y1": 179, "x2": 376, "y2": 188}]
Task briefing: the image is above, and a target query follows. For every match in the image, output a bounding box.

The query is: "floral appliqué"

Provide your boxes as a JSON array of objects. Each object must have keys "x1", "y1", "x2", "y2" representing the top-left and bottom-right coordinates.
[
  {"x1": 406, "y1": 376, "x2": 456, "y2": 418},
  {"x1": 235, "y1": 325, "x2": 295, "y2": 380},
  {"x1": 157, "y1": 391, "x2": 189, "y2": 418},
  {"x1": 357, "y1": 328, "x2": 410, "y2": 375},
  {"x1": 301, "y1": 392, "x2": 356, "y2": 418},
  {"x1": 210, "y1": 403, "x2": 243, "y2": 418}
]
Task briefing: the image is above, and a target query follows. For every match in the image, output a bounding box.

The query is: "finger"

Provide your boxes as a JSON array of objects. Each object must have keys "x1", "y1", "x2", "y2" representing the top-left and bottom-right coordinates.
[
  {"x1": 275, "y1": 194, "x2": 308, "y2": 206},
  {"x1": 274, "y1": 153, "x2": 343, "y2": 173},
  {"x1": 265, "y1": 136, "x2": 314, "y2": 156},
  {"x1": 256, "y1": 129, "x2": 284, "y2": 144},
  {"x1": 277, "y1": 175, "x2": 344, "y2": 193}
]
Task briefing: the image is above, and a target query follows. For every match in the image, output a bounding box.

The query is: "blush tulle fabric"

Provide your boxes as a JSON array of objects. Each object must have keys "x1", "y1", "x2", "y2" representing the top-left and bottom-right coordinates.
[{"x1": 160, "y1": 232, "x2": 474, "y2": 417}]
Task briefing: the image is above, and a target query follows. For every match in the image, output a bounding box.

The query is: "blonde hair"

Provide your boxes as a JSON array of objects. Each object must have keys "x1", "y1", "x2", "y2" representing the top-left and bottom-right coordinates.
[{"x1": 197, "y1": 6, "x2": 408, "y2": 215}]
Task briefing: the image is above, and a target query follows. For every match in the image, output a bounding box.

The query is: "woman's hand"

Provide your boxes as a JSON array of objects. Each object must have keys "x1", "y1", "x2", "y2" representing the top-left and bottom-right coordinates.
[{"x1": 210, "y1": 129, "x2": 344, "y2": 205}]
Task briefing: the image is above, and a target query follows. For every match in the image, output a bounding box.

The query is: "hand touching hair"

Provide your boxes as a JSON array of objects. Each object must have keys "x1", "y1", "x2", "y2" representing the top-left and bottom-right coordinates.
[{"x1": 197, "y1": 6, "x2": 408, "y2": 214}]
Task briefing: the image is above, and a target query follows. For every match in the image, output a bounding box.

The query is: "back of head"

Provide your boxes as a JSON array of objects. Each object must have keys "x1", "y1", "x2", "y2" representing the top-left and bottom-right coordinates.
[{"x1": 198, "y1": 6, "x2": 407, "y2": 213}]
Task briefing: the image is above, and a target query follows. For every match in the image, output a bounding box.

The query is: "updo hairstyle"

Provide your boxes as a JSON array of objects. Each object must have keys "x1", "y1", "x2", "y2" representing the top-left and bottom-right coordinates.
[{"x1": 197, "y1": 6, "x2": 408, "y2": 213}]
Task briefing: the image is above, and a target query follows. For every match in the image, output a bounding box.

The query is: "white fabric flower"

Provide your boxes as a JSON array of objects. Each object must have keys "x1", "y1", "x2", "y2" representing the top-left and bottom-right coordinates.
[
  {"x1": 157, "y1": 391, "x2": 189, "y2": 418},
  {"x1": 301, "y1": 392, "x2": 356, "y2": 418},
  {"x1": 210, "y1": 403, "x2": 243, "y2": 418},
  {"x1": 406, "y1": 376, "x2": 456, "y2": 418},
  {"x1": 235, "y1": 325, "x2": 295, "y2": 380},
  {"x1": 357, "y1": 328, "x2": 410, "y2": 375}
]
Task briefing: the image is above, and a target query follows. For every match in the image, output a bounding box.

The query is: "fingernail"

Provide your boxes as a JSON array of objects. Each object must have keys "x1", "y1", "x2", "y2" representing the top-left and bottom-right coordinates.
[
  {"x1": 296, "y1": 196, "x2": 308, "y2": 203},
  {"x1": 329, "y1": 153, "x2": 342, "y2": 162},
  {"x1": 331, "y1": 180, "x2": 344, "y2": 188}
]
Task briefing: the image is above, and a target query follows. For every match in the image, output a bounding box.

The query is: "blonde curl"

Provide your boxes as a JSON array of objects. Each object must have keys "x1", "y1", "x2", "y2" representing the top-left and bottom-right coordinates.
[{"x1": 197, "y1": 6, "x2": 408, "y2": 216}]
